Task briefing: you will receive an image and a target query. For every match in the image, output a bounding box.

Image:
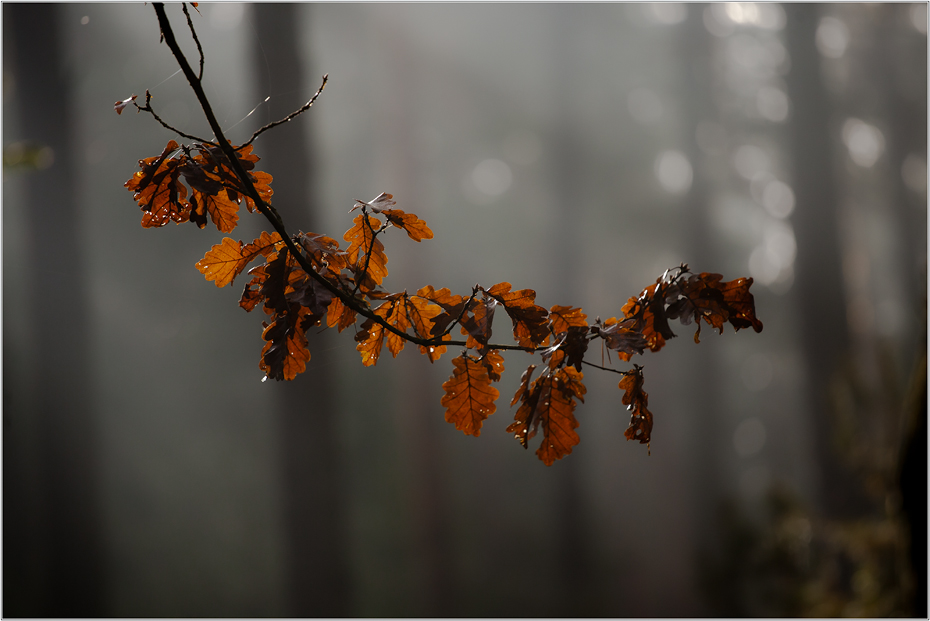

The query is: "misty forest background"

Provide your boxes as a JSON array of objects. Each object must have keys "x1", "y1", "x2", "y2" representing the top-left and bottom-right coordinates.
[{"x1": 3, "y1": 3, "x2": 927, "y2": 617}]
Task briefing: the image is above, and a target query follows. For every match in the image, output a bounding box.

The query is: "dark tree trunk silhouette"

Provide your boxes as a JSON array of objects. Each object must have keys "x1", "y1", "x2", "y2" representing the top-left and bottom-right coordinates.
[
  {"x1": 3, "y1": 4, "x2": 106, "y2": 616},
  {"x1": 251, "y1": 5, "x2": 350, "y2": 615},
  {"x1": 548, "y1": 7, "x2": 597, "y2": 615},
  {"x1": 675, "y1": 9, "x2": 728, "y2": 614},
  {"x1": 383, "y1": 30, "x2": 456, "y2": 617},
  {"x1": 783, "y1": 4, "x2": 865, "y2": 518}
]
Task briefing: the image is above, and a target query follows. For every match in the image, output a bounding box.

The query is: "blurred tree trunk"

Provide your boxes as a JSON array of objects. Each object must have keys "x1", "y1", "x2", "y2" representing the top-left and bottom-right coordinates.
[
  {"x1": 548, "y1": 7, "x2": 597, "y2": 615},
  {"x1": 783, "y1": 4, "x2": 865, "y2": 518},
  {"x1": 875, "y1": 6, "x2": 927, "y2": 325},
  {"x1": 875, "y1": 8, "x2": 927, "y2": 615},
  {"x1": 3, "y1": 4, "x2": 106, "y2": 616},
  {"x1": 675, "y1": 9, "x2": 727, "y2": 615},
  {"x1": 383, "y1": 31, "x2": 456, "y2": 618},
  {"x1": 251, "y1": 5, "x2": 350, "y2": 615}
]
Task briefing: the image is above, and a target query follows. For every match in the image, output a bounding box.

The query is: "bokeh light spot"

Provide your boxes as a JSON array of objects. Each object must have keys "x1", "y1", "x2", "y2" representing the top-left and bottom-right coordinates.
[
  {"x1": 901, "y1": 153, "x2": 927, "y2": 195},
  {"x1": 471, "y1": 159, "x2": 512, "y2": 197},
  {"x1": 816, "y1": 16, "x2": 851, "y2": 59},
  {"x1": 842, "y1": 118, "x2": 885, "y2": 168},
  {"x1": 654, "y1": 150, "x2": 693, "y2": 195}
]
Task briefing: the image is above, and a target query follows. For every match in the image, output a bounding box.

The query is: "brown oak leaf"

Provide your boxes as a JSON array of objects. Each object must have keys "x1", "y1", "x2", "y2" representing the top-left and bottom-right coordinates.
[
  {"x1": 484, "y1": 282, "x2": 550, "y2": 348},
  {"x1": 344, "y1": 213, "x2": 388, "y2": 287},
  {"x1": 382, "y1": 208, "x2": 434, "y2": 242},
  {"x1": 619, "y1": 365, "x2": 653, "y2": 453},
  {"x1": 441, "y1": 353, "x2": 500, "y2": 436},
  {"x1": 507, "y1": 367, "x2": 586, "y2": 465},
  {"x1": 125, "y1": 140, "x2": 191, "y2": 228}
]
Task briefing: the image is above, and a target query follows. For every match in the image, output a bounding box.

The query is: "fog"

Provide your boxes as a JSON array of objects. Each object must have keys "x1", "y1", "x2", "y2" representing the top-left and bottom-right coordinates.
[{"x1": 3, "y1": 3, "x2": 926, "y2": 616}]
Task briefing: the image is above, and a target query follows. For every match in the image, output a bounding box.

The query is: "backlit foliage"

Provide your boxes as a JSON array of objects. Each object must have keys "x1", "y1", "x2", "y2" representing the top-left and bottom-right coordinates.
[{"x1": 123, "y1": 3, "x2": 763, "y2": 464}]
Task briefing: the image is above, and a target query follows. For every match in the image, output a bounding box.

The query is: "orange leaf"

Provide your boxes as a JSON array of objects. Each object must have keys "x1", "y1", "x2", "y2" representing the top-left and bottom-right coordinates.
[
  {"x1": 196, "y1": 237, "x2": 247, "y2": 287},
  {"x1": 408, "y1": 288, "x2": 448, "y2": 362},
  {"x1": 459, "y1": 296, "x2": 497, "y2": 351},
  {"x1": 441, "y1": 353, "x2": 500, "y2": 436},
  {"x1": 382, "y1": 294, "x2": 410, "y2": 357},
  {"x1": 189, "y1": 143, "x2": 273, "y2": 215},
  {"x1": 125, "y1": 140, "x2": 191, "y2": 228},
  {"x1": 510, "y1": 364, "x2": 537, "y2": 408},
  {"x1": 299, "y1": 232, "x2": 347, "y2": 275},
  {"x1": 548, "y1": 305, "x2": 588, "y2": 336},
  {"x1": 197, "y1": 231, "x2": 284, "y2": 288},
  {"x1": 418, "y1": 286, "x2": 466, "y2": 338},
  {"x1": 485, "y1": 282, "x2": 550, "y2": 348},
  {"x1": 619, "y1": 365, "x2": 653, "y2": 453},
  {"x1": 355, "y1": 312, "x2": 387, "y2": 366},
  {"x1": 326, "y1": 297, "x2": 357, "y2": 332},
  {"x1": 507, "y1": 367, "x2": 585, "y2": 465},
  {"x1": 242, "y1": 231, "x2": 284, "y2": 259},
  {"x1": 245, "y1": 170, "x2": 274, "y2": 213},
  {"x1": 382, "y1": 208, "x2": 434, "y2": 242},
  {"x1": 260, "y1": 313, "x2": 311, "y2": 381},
  {"x1": 482, "y1": 349, "x2": 505, "y2": 382},
  {"x1": 344, "y1": 214, "x2": 389, "y2": 286},
  {"x1": 618, "y1": 282, "x2": 674, "y2": 353},
  {"x1": 191, "y1": 188, "x2": 239, "y2": 233}
]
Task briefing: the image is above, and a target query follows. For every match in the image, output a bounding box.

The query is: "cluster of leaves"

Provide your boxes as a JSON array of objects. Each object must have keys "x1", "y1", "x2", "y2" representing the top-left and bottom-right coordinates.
[{"x1": 123, "y1": 2, "x2": 764, "y2": 465}]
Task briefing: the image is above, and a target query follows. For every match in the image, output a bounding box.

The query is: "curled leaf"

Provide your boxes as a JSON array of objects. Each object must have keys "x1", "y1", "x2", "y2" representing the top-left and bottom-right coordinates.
[{"x1": 114, "y1": 94, "x2": 137, "y2": 115}]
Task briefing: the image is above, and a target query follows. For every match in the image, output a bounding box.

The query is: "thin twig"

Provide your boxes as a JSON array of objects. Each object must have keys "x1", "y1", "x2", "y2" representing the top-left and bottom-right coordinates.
[
  {"x1": 580, "y1": 360, "x2": 638, "y2": 376},
  {"x1": 134, "y1": 90, "x2": 213, "y2": 144},
  {"x1": 242, "y1": 74, "x2": 329, "y2": 147},
  {"x1": 351, "y1": 207, "x2": 382, "y2": 297},
  {"x1": 437, "y1": 285, "x2": 481, "y2": 339},
  {"x1": 151, "y1": 3, "x2": 512, "y2": 352},
  {"x1": 181, "y1": 3, "x2": 204, "y2": 81}
]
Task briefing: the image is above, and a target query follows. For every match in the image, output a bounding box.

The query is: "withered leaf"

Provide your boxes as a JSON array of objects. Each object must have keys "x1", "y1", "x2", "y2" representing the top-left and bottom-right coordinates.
[
  {"x1": 484, "y1": 282, "x2": 550, "y2": 348},
  {"x1": 548, "y1": 305, "x2": 588, "y2": 337},
  {"x1": 541, "y1": 325, "x2": 589, "y2": 372},
  {"x1": 420, "y1": 286, "x2": 466, "y2": 338},
  {"x1": 299, "y1": 232, "x2": 347, "y2": 275},
  {"x1": 286, "y1": 267, "x2": 334, "y2": 318},
  {"x1": 197, "y1": 231, "x2": 284, "y2": 288},
  {"x1": 354, "y1": 316, "x2": 384, "y2": 367},
  {"x1": 619, "y1": 282, "x2": 675, "y2": 353},
  {"x1": 507, "y1": 367, "x2": 585, "y2": 465},
  {"x1": 619, "y1": 365, "x2": 653, "y2": 453},
  {"x1": 441, "y1": 353, "x2": 500, "y2": 436},
  {"x1": 326, "y1": 297, "x2": 357, "y2": 332},
  {"x1": 482, "y1": 349, "x2": 505, "y2": 382},
  {"x1": 259, "y1": 249, "x2": 291, "y2": 315},
  {"x1": 459, "y1": 295, "x2": 497, "y2": 352},
  {"x1": 190, "y1": 188, "x2": 239, "y2": 233},
  {"x1": 260, "y1": 311, "x2": 311, "y2": 381},
  {"x1": 510, "y1": 364, "x2": 537, "y2": 408},
  {"x1": 125, "y1": 140, "x2": 191, "y2": 228},
  {"x1": 197, "y1": 237, "x2": 248, "y2": 288},
  {"x1": 382, "y1": 208, "x2": 434, "y2": 242},
  {"x1": 381, "y1": 293, "x2": 411, "y2": 357},
  {"x1": 595, "y1": 316, "x2": 649, "y2": 361},
  {"x1": 350, "y1": 191, "x2": 396, "y2": 213},
  {"x1": 668, "y1": 273, "x2": 764, "y2": 340},
  {"x1": 344, "y1": 213, "x2": 388, "y2": 287},
  {"x1": 409, "y1": 287, "x2": 449, "y2": 362},
  {"x1": 127, "y1": 141, "x2": 274, "y2": 234},
  {"x1": 114, "y1": 94, "x2": 137, "y2": 115}
]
